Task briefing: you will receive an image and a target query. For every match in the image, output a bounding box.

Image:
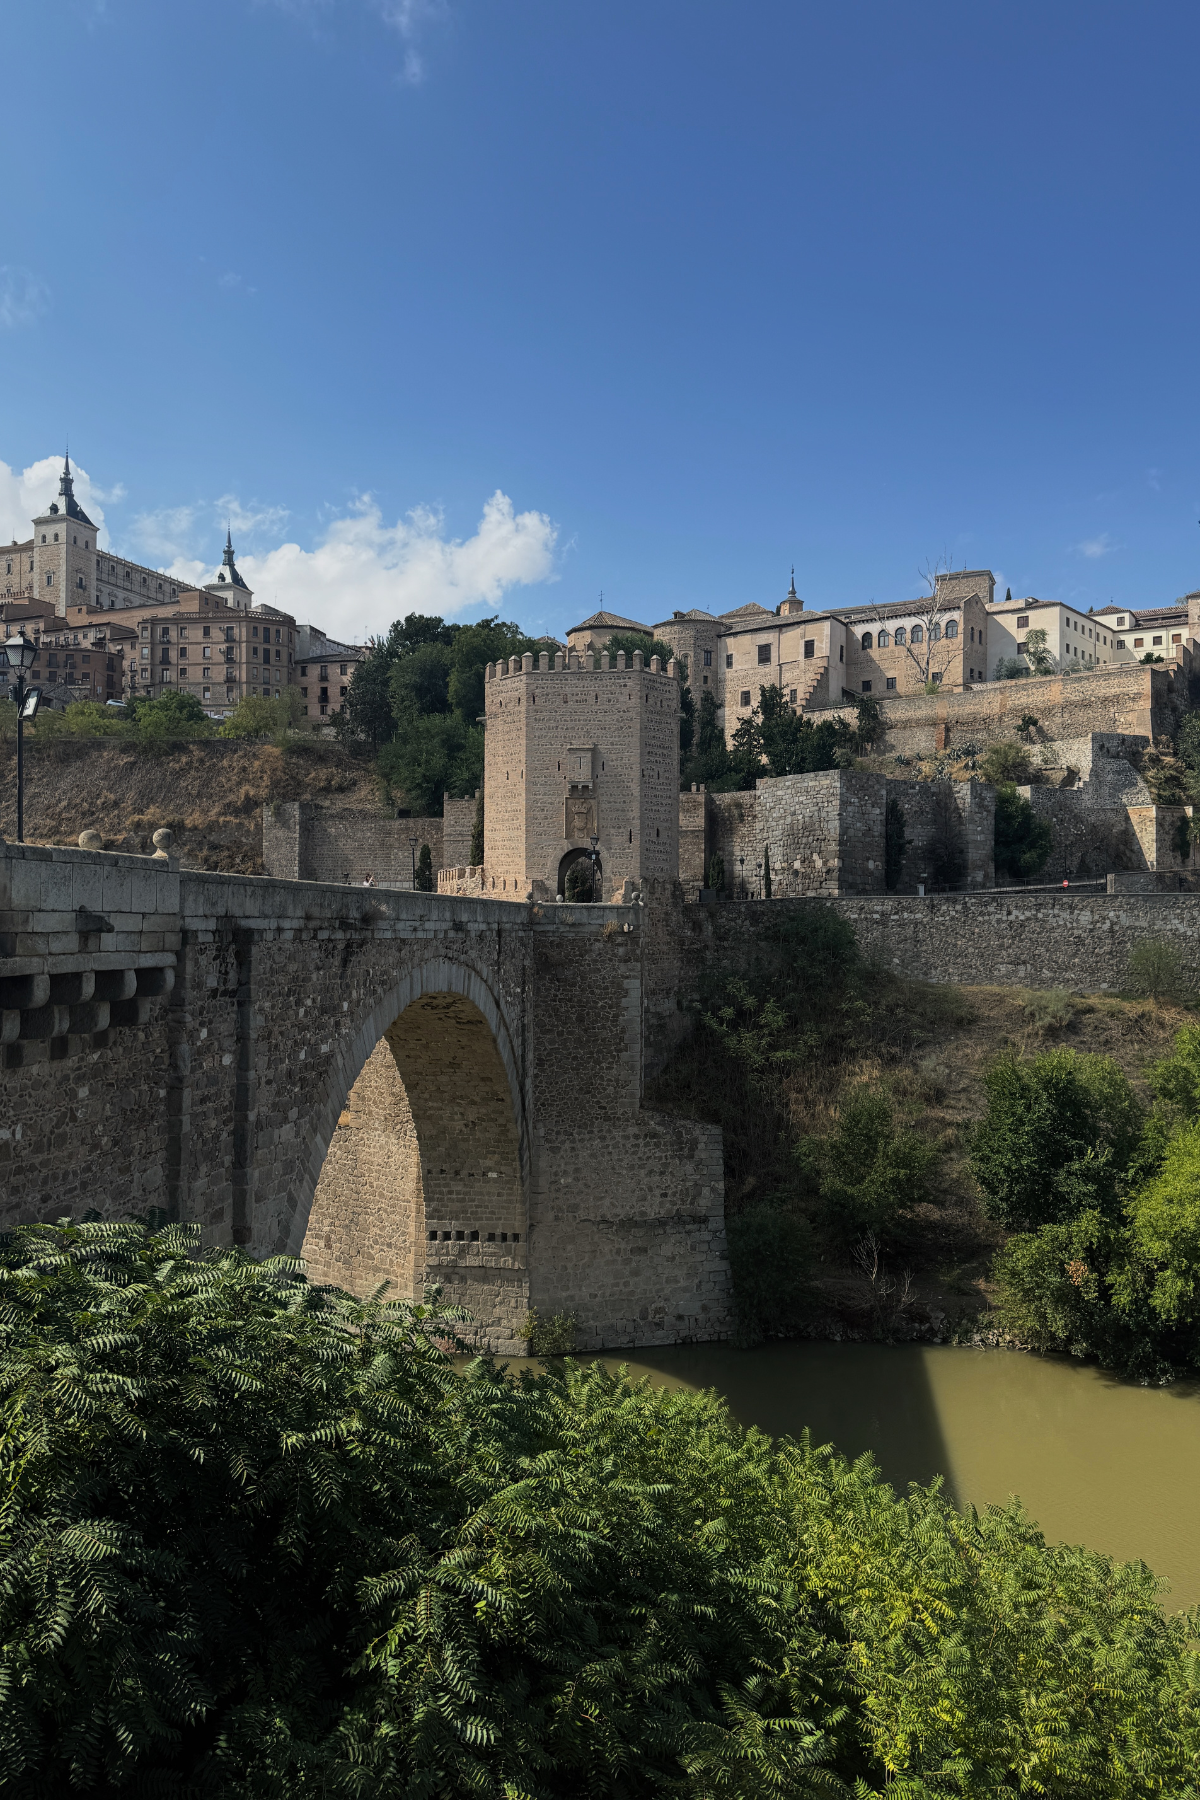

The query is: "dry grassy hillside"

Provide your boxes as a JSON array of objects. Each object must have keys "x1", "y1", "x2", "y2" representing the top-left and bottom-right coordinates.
[{"x1": 0, "y1": 738, "x2": 384, "y2": 873}]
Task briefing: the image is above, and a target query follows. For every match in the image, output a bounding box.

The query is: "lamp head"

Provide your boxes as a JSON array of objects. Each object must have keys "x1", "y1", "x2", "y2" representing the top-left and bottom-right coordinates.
[{"x1": 4, "y1": 631, "x2": 36, "y2": 672}]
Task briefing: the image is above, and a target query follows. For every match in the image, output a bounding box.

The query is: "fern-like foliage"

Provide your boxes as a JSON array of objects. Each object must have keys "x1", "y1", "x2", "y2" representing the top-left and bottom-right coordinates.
[{"x1": 0, "y1": 1219, "x2": 1197, "y2": 1796}]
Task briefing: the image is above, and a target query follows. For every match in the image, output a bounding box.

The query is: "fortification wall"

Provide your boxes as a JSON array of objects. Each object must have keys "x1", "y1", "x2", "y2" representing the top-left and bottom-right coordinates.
[
  {"x1": 816, "y1": 658, "x2": 1196, "y2": 757},
  {"x1": 262, "y1": 801, "x2": 447, "y2": 886}
]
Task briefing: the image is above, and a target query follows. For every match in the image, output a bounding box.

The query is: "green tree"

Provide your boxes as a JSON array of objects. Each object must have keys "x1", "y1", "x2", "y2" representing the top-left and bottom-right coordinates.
[
  {"x1": 970, "y1": 1049, "x2": 1143, "y2": 1230},
  {"x1": 469, "y1": 791, "x2": 484, "y2": 865},
  {"x1": 127, "y1": 688, "x2": 213, "y2": 742},
  {"x1": 683, "y1": 688, "x2": 736, "y2": 789},
  {"x1": 993, "y1": 782, "x2": 1052, "y2": 881},
  {"x1": 762, "y1": 842, "x2": 772, "y2": 898},
  {"x1": 415, "y1": 842, "x2": 434, "y2": 891},
  {"x1": 819, "y1": 1090, "x2": 938, "y2": 1248},
  {"x1": 5, "y1": 1217, "x2": 1197, "y2": 1797},
  {"x1": 979, "y1": 740, "x2": 1032, "y2": 784},
  {"x1": 219, "y1": 690, "x2": 305, "y2": 739},
  {"x1": 389, "y1": 640, "x2": 454, "y2": 719},
  {"x1": 729, "y1": 685, "x2": 851, "y2": 787},
  {"x1": 335, "y1": 641, "x2": 399, "y2": 749},
  {"x1": 377, "y1": 714, "x2": 483, "y2": 816},
  {"x1": 707, "y1": 852, "x2": 725, "y2": 892}
]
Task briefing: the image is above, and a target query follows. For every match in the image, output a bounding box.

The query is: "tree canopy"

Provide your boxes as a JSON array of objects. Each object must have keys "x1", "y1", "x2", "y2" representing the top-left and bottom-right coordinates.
[
  {"x1": 2, "y1": 1216, "x2": 1197, "y2": 1796},
  {"x1": 339, "y1": 612, "x2": 540, "y2": 814}
]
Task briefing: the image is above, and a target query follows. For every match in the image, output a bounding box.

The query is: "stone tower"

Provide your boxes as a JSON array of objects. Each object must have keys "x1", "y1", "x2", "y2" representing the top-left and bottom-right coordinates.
[
  {"x1": 482, "y1": 647, "x2": 680, "y2": 899},
  {"x1": 30, "y1": 455, "x2": 99, "y2": 615}
]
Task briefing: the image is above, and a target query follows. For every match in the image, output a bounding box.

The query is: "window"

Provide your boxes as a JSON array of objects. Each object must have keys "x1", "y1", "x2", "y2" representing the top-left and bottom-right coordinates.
[
  {"x1": 339, "y1": 685, "x2": 348, "y2": 697},
  {"x1": 252, "y1": 646, "x2": 259, "y2": 658},
  {"x1": 945, "y1": 619, "x2": 958, "y2": 638},
  {"x1": 929, "y1": 622, "x2": 941, "y2": 641},
  {"x1": 161, "y1": 627, "x2": 170, "y2": 640},
  {"x1": 1117, "y1": 638, "x2": 1126, "y2": 648},
  {"x1": 340, "y1": 662, "x2": 348, "y2": 675},
  {"x1": 46, "y1": 573, "x2": 53, "y2": 586},
  {"x1": 894, "y1": 627, "x2": 906, "y2": 645},
  {"x1": 141, "y1": 646, "x2": 149, "y2": 659},
  {"x1": 1134, "y1": 637, "x2": 1144, "y2": 648},
  {"x1": 932, "y1": 670, "x2": 942, "y2": 684},
  {"x1": 838, "y1": 644, "x2": 844, "y2": 662},
  {"x1": 803, "y1": 639, "x2": 814, "y2": 659},
  {"x1": 789, "y1": 688, "x2": 797, "y2": 702},
  {"x1": 252, "y1": 626, "x2": 259, "y2": 638},
  {"x1": 299, "y1": 664, "x2": 308, "y2": 676},
  {"x1": 1153, "y1": 635, "x2": 1163, "y2": 646},
  {"x1": 1173, "y1": 633, "x2": 1182, "y2": 644},
  {"x1": 725, "y1": 652, "x2": 733, "y2": 668},
  {"x1": 886, "y1": 676, "x2": 896, "y2": 690},
  {"x1": 861, "y1": 679, "x2": 872, "y2": 693},
  {"x1": 877, "y1": 630, "x2": 890, "y2": 647},
  {"x1": 203, "y1": 687, "x2": 211, "y2": 699},
  {"x1": 740, "y1": 689, "x2": 751, "y2": 707},
  {"x1": 179, "y1": 647, "x2": 187, "y2": 661},
  {"x1": 301, "y1": 687, "x2": 308, "y2": 698},
  {"x1": 1016, "y1": 615, "x2": 1029, "y2": 629},
  {"x1": 757, "y1": 644, "x2": 771, "y2": 664},
  {"x1": 861, "y1": 632, "x2": 873, "y2": 650},
  {"x1": 319, "y1": 665, "x2": 329, "y2": 680},
  {"x1": 910, "y1": 625, "x2": 923, "y2": 643},
  {"x1": 702, "y1": 649, "x2": 712, "y2": 666}
]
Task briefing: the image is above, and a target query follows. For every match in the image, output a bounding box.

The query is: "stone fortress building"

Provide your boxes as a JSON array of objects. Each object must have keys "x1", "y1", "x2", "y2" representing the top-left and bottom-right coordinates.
[{"x1": 482, "y1": 645, "x2": 681, "y2": 899}]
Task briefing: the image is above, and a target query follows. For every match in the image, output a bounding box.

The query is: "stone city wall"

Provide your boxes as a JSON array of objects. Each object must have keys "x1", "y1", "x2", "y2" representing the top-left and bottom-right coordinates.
[
  {"x1": 693, "y1": 772, "x2": 994, "y2": 897},
  {"x1": 262, "y1": 798, "x2": 477, "y2": 886},
  {"x1": 816, "y1": 657, "x2": 1196, "y2": 758},
  {"x1": 652, "y1": 885, "x2": 1200, "y2": 1020}
]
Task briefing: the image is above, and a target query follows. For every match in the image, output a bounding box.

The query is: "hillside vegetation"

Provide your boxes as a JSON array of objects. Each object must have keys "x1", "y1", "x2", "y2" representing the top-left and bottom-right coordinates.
[
  {"x1": 0, "y1": 736, "x2": 381, "y2": 872},
  {"x1": 647, "y1": 907, "x2": 1197, "y2": 1350}
]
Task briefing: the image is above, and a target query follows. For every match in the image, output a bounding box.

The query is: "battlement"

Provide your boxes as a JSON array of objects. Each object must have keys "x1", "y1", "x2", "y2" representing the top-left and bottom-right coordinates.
[{"x1": 487, "y1": 648, "x2": 680, "y2": 677}]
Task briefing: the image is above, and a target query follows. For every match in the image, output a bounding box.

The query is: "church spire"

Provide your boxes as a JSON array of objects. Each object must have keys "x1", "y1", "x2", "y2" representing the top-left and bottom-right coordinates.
[
  {"x1": 787, "y1": 566, "x2": 798, "y2": 600},
  {"x1": 53, "y1": 447, "x2": 95, "y2": 527}
]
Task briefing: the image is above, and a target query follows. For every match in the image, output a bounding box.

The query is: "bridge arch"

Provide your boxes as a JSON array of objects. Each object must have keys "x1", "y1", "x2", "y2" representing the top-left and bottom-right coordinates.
[{"x1": 282, "y1": 957, "x2": 530, "y2": 1350}]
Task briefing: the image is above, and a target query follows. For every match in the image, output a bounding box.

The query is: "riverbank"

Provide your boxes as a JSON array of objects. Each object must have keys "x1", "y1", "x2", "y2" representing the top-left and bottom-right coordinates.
[{"x1": 585, "y1": 1338, "x2": 1200, "y2": 1612}]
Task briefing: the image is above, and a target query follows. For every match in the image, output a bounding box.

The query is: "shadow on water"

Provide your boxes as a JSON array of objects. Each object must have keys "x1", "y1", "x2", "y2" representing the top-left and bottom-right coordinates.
[{"x1": 605, "y1": 1339, "x2": 959, "y2": 1501}]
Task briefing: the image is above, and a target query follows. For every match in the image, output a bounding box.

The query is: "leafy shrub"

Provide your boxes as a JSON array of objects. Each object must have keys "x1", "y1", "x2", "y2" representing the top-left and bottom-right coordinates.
[
  {"x1": 1018, "y1": 986, "x2": 1075, "y2": 1034},
  {"x1": 518, "y1": 1307, "x2": 577, "y2": 1355},
  {"x1": 1126, "y1": 939, "x2": 1188, "y2": 1001},
  {"x1": 724, "y1": 1204, "x2": 814, "y2": 1345},
  {"x1": 819, "y1": 1090, "x2": 938, "y2": 1247},
  {"x1": 219, "y1": 690, "x2": 305, "y2": 739},
  {"x1": 980, "y1": 739, "x2": 1032, "y2": 784},
  {"x1": 4, "y1": 1218, "x2": 1199, "y2": 1796},
  {"x1": 970, "y1": 1048, "x2": 1143, "y2": 1229},
  {"x1": 993, "y1": 781, "x2": 1053, "y2": 881},
  {"x1": 469, "y1": 790, "x2": 484, "y2": 864},
  {"x1": 707, "y1": 851, "x2": 725, "y2": 892}
]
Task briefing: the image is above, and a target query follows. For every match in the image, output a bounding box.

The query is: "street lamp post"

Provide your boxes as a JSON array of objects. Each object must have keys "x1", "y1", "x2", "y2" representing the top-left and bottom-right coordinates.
[
  {"x1": 588, "y1": 832, "x2": 599, "y2": 903},
  {"x1": 755, "y1": 859, "x2": 763, "y2": 900},
  {"x1": 4, "y1": 632, "x2": 40, "y2": 844},
  {"x1": 409, "y1": 834, "x2": 419, "y2": 891},
  {"x1": 738, "y1": 854, "x2": 745, "y2": 899}
]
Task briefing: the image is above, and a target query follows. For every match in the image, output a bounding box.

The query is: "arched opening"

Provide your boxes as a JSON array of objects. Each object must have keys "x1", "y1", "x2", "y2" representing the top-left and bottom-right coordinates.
[
  {"x1": 301, "y1": 989, "x2": 527, "y2": 1350},
  {"x1": 558, "y1": 846, "x2": 601, "y2": 901}
]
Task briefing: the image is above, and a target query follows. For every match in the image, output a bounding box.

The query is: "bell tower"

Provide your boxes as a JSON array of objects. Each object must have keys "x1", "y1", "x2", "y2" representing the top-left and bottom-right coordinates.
[{"x1": 31, "y1": 455, "x2": 98, "y2": 616}]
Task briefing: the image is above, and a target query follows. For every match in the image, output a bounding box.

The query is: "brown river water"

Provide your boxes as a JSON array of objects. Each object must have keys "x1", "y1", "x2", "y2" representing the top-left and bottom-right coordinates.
[{"x1": 565, "y1": 1341, "x2": 1200, "y2": 1612}]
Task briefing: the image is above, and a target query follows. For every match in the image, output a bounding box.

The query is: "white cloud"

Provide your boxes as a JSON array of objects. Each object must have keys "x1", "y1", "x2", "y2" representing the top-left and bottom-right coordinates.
[
  {"x1": 260, "y1": 0, "x2": 445, "y2": 79},
  {"x1": 1076, "y1": 532, "x2": 1117, "y2": 559},
  {"x1": 168, "y1": 490, "x2": 558, "y2": 637},
  {"x1": 0, "y1": 268, "x2": 49, "y2": 330},
  {"x1": 0, "y1": 455, "x2": 110, "y2": 545}
]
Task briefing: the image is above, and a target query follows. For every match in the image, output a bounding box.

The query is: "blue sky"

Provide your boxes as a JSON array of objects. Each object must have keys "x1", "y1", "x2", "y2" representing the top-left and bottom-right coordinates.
[{"x1": 2, "y1": 0, "x2": 1198, "y2": 641}]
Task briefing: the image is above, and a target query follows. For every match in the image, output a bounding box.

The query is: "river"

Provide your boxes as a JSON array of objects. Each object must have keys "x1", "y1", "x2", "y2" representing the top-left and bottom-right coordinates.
[{"x1": 585, "y1": 1341, "x2": 1200, "y2": 1612}]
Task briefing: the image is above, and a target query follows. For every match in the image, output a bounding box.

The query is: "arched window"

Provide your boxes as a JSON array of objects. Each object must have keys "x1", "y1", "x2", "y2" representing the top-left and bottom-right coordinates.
[
  {"x1": 945, "y1": 618, "x2": 959, "y2": 639},
  {"x1": 877, "y1": 629, "x2": 890, "y2": 648},
  {"x1": 894, "y1": 626, "x2": 906, "y2": 645},
  {"x1": 911, "y1": 625, "x2": 923, "y2": 644},
  {"x1": 861, "y1": 631, "x2": 873, "y2": 650},
  {"x1": 929, "y1": 622, "x2": 941, "y2": 642}
]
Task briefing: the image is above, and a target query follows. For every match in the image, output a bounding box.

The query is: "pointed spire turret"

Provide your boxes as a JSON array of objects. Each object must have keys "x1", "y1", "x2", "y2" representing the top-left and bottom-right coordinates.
[{"x1": 48, "y1": 447, "x2": 95, "y2": 526}]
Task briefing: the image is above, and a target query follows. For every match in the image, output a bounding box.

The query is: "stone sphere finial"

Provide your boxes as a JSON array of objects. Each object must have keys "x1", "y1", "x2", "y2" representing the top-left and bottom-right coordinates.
[
  {"x1": 152, "y1": 828, "x2": 173, "y2": 850},
  {"x1": 78, "y1": 829, "x2": 103, "y2": 851}
]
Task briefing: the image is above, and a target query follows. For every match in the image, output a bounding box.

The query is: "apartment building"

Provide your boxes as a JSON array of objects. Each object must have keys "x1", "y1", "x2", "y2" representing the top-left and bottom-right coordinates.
[{"x1": 294, "y1": 623, "x2": 367, "y2": 722}]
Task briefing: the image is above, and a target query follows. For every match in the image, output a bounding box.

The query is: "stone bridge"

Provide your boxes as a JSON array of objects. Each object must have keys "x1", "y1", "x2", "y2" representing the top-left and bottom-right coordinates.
[{"x1": 0, "y1": 840, "x2": 729, "y2": 1353}]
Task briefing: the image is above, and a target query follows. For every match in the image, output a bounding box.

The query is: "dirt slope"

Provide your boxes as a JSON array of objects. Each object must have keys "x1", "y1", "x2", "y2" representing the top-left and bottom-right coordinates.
[{"x1": 0, "y1": 738, "x2": 383, "y2": 873}]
